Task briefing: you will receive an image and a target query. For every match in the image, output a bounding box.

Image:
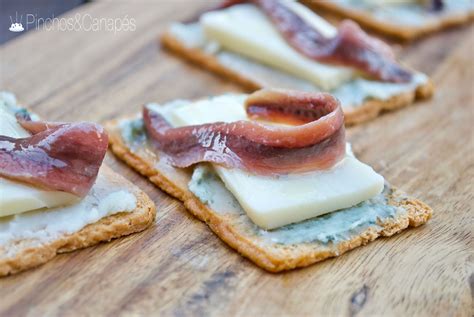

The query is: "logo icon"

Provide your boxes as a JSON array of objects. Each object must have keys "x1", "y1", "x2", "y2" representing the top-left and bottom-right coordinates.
[
  {"x1": 9, "y1": 13, "x2": 24, "y2": 32},
  {"x1": 9, "y1": 23, "x2": 24, "y2": 32}
]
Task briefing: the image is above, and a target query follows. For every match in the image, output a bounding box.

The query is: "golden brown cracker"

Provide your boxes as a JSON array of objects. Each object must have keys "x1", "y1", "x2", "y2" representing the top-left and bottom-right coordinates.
[
  {"x1": 106, "y1": 119, "x2": 432, "y2": 272},
  {"x1": 302, "y1": 0, "x2": 474, "y2": 40},
  {"x1": 0, "y1": 167, "x2": 156, "y2": 277}
]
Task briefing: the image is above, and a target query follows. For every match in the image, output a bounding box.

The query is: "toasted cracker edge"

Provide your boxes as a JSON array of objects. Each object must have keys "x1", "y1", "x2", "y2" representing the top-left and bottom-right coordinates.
[
  {"x1": 160, "y1": 32, "x2": 434, "y2": 126},
  {"x1": 302, "y1": 0, "x2": 474, "y2": 40},
  {"x1": 0, "y1": 186, "x2": 156, "y2": 277},
  {"x1": 106, "y1": 120, "x2": 432, "y2": 272}
]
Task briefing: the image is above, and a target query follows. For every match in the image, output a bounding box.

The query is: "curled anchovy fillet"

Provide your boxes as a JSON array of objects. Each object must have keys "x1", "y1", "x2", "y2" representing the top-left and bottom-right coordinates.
[
  {"x1": 143, "y1": 89, "x2": 346, "y2": 175},
  {"x1": 0, "y1": 118, "x2": 108, "y2": 197},
  {"x1": 216, "y1": 0, "x2": 413, "y2": 82}
]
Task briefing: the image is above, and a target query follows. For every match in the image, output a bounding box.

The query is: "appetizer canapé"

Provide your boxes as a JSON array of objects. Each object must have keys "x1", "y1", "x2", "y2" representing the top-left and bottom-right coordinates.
[
  {"x1": 161, "y1": 0, "x2": 434, "y2": 125},
  {"x1": 0, "y1": 92, "x2": 156, "y2": 276},
  {"x1": 106, "y1": 89, "x2": 432, "y2": 272}
]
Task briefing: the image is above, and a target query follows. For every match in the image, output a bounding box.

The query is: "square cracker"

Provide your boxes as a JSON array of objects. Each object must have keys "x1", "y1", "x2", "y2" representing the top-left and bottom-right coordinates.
[
  {"x1": 105, "y1": 117, "x2": 432, "y2": 272},
  {"x1": 302, "y1": 0, "x2": 474, "y2": 40},
  {"x1": 0, "y1": 166, "x2": 156, "y2": 277}
]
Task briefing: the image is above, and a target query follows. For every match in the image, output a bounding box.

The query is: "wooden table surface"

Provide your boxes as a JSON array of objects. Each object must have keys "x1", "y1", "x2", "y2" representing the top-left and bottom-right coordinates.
[{"x1": 0, "y1": 1, "x2": 472, "y2": 316}]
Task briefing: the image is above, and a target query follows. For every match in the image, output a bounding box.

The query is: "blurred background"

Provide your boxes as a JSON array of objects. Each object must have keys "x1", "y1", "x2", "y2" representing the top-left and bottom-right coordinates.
[{"x1": 1, "y1": 0, "x2": 87, "y2": 44}]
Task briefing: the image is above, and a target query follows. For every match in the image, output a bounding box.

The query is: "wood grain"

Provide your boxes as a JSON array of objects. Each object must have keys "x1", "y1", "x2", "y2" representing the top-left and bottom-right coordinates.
[{"x1": 0, "y1": 1, "x2": 472, "y2": 316}]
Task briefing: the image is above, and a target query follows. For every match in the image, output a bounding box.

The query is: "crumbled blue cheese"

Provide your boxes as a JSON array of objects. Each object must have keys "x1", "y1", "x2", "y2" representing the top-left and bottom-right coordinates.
[
  {"x1": 333, "y1": 73, "x2": 428, "y2": 108},
  {"x1": 120, "y1": 116, "x2": 148, "y2": 151},
  {"x1": 189, "y1": 165, "x2": 242, "y2": 213}
]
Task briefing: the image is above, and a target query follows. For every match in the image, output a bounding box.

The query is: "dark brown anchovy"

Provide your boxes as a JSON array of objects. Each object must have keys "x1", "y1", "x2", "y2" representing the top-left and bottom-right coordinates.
[
  {"x1": 143, "y1": 89, "x2": 346, "y2": 175},
  {"x1": 0, "y1": 118, "x2": 108, "y2": 197},
  {"x1": 214, "y1": 0, "x2": 413, "y2": 82}
]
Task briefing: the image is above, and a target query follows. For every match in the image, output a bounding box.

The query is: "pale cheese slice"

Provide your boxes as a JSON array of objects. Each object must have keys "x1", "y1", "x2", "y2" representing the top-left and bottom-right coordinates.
[
  {"x1": 200, "y1": 4, "x2": 354, "y2": 91},
  {"x1": 158, "y1": 95, "x2": 384, "y2": 230},
  {"x1": 170, "y1": 95, "x2": 248, "y2": 125},
  {"x1": 214, "y1": 153, "x2": 384, "y2": 229},
  {"x1": 0, "y1": 178, "x2": 80, "y2": 217}
]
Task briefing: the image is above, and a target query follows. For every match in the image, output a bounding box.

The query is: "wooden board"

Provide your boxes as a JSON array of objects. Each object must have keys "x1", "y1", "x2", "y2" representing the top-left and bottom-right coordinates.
[{"x1": 0, "y1": 1, "x2": 472, "y2": 316}]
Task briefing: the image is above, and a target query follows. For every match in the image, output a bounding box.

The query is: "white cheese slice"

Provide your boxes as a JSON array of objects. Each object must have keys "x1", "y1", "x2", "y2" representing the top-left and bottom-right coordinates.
[
  {"x1": 200, "y1": 4, "x2": 354, "y2": 91},
  {"x1": 169, "y1": 95, "x2": 248, "y2": 126},
  {"x1": 0, "y1": 92, "x2": 80, "y2": 217},
  {"x1": 214, "y1": 153, "x2": 384, "y2": 229},
  {"x1": 159, "y1": 95, "x2": 384, "y2": 229},
  {"x1": 149, "y1": 95, "x2": 248, "y2": 126},
  {"x1": 0, "y1": 178, "x2": 80, "y2": 217}
]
